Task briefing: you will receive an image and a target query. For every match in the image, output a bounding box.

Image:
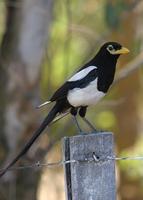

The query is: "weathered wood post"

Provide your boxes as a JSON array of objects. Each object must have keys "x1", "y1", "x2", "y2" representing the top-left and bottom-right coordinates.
[{"x1": 63, "y1": 132, "x2": 116, "y2": 200}]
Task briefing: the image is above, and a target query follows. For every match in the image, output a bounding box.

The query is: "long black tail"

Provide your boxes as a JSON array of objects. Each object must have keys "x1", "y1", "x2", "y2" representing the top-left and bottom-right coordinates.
[{"x1": 0, "y1": 104, "x2": 59, "y2": 178}]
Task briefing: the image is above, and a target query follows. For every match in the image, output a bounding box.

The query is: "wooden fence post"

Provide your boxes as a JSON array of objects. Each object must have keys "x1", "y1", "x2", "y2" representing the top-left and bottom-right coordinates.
[{"x1": 63, "y1": 132, "x2": 116, "y2": 200}]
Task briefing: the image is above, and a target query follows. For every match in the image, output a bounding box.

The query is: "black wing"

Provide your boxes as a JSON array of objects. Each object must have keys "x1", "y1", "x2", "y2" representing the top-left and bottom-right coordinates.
[{"x1": 50, "y1": 82, "x2": 70, "y2": 102}]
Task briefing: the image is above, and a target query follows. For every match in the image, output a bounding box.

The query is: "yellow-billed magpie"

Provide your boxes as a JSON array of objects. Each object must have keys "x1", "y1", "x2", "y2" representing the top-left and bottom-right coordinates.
[{"x1": 0, "y1": 42, "x2": 129, "y2": 177}]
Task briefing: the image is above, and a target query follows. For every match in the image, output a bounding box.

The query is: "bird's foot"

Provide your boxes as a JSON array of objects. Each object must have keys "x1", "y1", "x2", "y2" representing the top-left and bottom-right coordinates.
[
  {"x1": 89, "y1": 129, "x2": 106, "y2": 134},
  {"x1": 89, "y1": 130, "x2": 99, "y2": 134},
  {"x1": 78, "y1": 131, "x2": 88, "y2": 135}
]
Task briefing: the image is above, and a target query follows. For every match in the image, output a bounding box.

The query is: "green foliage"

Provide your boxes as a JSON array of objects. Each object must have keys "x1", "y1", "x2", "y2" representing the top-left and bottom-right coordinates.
[
  {"x1": 104, "y1": 0, "x2": 127, "y2": 30},
  {"x1": 0, "y1": 2, "x2": 5, "y2": 43},
  {"x1": 96, "y1": 110, "x2": 116, "y2": 129},
  {"x1": 119, "y1": 136, "x2": 143, "y2": 181}
]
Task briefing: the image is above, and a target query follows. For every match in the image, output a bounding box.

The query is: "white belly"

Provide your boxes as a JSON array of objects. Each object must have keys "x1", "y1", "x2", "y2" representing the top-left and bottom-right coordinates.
[{"x1": 67, "y1": 79, "x2": 105, "y2": 107}]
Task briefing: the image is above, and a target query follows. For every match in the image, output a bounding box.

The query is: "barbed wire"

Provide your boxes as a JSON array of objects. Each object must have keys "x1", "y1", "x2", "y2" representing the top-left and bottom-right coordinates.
[{"x1": 1, "y1": 154, "x2": 143, "y2": 173}]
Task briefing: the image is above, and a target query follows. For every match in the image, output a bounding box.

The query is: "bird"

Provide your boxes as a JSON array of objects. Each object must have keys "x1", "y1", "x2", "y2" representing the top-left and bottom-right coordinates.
[{"x1": 0, "y1": 42, "x2": 129, "y2": 177}]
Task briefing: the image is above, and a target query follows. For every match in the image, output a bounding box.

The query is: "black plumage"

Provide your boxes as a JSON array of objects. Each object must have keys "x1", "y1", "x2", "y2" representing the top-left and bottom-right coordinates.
[{"x1": 0, "y1": 42, "x2": 129, "y2": 177}]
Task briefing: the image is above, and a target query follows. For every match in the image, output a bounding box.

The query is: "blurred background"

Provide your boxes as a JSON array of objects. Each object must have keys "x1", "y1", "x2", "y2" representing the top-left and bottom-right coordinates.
[{"x1": 0, "y1": 0, "x2": 143, "y2": 199}]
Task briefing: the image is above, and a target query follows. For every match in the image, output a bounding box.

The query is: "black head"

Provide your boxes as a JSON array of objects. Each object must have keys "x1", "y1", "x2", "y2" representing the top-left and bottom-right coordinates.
[
  {"x1": 98, "y1": 42, "x2": 129, "y2": 57},
  {"x1": 94, "y1": 42, "x2": 129, "y2": 93},
  {"x1": 84, "y1": 41, "x2": 129, "y2": 72},
  {"x1": 90, "y1": 41, "x2": 129, "y2": 68}
]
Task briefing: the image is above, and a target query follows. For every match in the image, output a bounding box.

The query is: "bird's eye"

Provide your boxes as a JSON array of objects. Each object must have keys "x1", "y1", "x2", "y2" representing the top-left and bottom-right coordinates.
[{"x1": 107, "y1": 45, "x2": 114, "y2": 51}]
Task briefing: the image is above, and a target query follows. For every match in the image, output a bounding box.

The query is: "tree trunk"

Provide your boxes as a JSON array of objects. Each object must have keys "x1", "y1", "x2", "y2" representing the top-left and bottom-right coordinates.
[{"x1": 0, "y1": 0, "x2": 53, "y2": 199}]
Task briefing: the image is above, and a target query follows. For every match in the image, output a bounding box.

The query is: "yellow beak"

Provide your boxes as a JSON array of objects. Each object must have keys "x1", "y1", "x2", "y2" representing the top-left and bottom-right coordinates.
[{"x1": 113, "y1": 47, "x2": 130, "y2": 55}]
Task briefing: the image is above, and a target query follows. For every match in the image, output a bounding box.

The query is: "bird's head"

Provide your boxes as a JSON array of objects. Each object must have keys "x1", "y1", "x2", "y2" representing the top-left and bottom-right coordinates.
[
  {"x1": 93, "y1": 42, "x2": 129, "y2": 68},
  {"x1": 100, "y1": 42, "x2": 130, "y2": 57}
]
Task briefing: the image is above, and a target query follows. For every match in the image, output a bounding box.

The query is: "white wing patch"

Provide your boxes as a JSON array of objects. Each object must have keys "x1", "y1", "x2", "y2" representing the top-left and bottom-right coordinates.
[
  {"x1": 68, "y1": 66, "x2": 97, "y2": 82},
  {"x1": 67, "y1": 78, "x2": 105, "y2": 107}
]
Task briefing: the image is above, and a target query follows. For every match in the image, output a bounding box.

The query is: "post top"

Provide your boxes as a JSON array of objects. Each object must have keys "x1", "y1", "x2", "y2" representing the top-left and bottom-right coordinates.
[{"x1": 63, "y1": 132, "x2": 113, "y2": 140}]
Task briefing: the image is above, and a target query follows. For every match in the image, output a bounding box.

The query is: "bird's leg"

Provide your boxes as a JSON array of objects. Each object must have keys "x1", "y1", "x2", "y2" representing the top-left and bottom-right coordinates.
[
  {"x1": 81, "y1": 117, "x2": 97, "y2": 132},
  {"x1": 79, "y1": 107, "x2": 97, "y2": 132},
  {"x1": 72, "y1": 115, "x2": 83, "y2": 133},
  {"x1": 70, "y1": 107, "x2": 83, "y2": 133}
]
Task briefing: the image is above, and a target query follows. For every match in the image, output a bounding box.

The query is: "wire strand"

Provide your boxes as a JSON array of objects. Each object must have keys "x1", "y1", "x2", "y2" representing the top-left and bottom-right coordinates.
[{"x1": 1, "y1": 155, "x2": 143, "y2": 172}]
